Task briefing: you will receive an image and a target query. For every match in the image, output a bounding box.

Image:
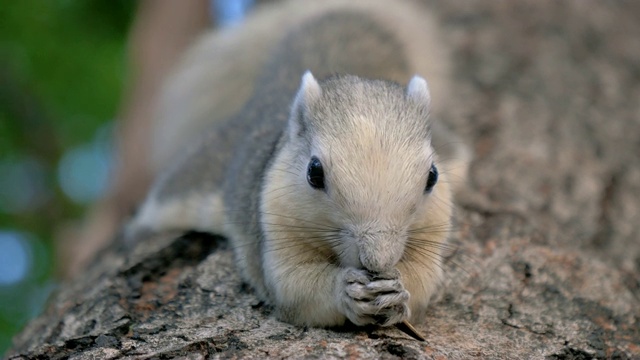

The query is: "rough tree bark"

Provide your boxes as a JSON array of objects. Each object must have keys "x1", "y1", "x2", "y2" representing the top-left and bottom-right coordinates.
[{"x1": 8, "y1": 1, "x2": 640, "y2": 359}]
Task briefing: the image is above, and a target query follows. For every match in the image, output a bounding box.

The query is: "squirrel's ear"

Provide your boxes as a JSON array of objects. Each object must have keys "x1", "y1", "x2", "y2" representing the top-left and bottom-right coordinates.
[
  {"x1": 293, "y1": 71, "x2": 322, "y2": 111},
  {"x1": 297, "y1": 71, "x2": 322, "y2": 103},
  {"x1": 289, "y1": 71, "x2": 322, "y2": 138},
  {"x1": 406, "y1": 75, "x2": 431, "y2": 109}
]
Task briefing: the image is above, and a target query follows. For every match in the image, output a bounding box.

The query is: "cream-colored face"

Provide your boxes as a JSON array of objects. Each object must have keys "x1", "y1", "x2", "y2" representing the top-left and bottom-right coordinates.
[
  {"x1": 261, "y1": 131, "x2": 451, "y2": 276},
  {"x1": 308, "y1": 130, "x2": 445, "y2": 272}
]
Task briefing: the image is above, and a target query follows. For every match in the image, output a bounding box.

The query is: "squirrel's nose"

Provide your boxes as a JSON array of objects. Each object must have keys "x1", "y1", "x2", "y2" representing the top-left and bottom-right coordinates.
[
  {"x1": 355, "y1": 230, "x2": 405, "y2": 272},
  {"x1": 359, "y1": 250, "x2": 396, "y2": 273}
]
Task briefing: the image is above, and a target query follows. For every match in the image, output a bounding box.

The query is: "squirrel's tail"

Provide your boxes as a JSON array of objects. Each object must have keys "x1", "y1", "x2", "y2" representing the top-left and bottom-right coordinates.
[{"x1": 150, "y1": 0, "x2": 452, "y2": 175}]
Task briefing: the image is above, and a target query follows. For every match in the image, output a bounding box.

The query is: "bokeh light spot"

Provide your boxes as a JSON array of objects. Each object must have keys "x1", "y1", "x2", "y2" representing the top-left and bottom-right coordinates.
[
  {"x1": 0, "y1": 231, "x2": 31, "y2": 285},
  {"x1": 213, "y1": 0, "x2": 254, "y2": 27},
  {"x1": 57, "y1": 124, "x2": 113, "y2": 204}
]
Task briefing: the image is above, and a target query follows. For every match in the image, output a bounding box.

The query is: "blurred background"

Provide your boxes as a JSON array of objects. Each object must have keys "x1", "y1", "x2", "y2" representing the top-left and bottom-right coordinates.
[
  {"x1": 0, "y1": 1, "x2": 133, "y2": 354},
  {"x1": 0, "y1": 0, "x2": 254, "y2": 354}
]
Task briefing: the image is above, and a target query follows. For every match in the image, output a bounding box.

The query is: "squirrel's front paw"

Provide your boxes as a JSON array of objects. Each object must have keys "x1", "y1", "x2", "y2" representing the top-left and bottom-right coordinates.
[{"x1": 337, "y1": 268, "x2": 409, "y2": 327}]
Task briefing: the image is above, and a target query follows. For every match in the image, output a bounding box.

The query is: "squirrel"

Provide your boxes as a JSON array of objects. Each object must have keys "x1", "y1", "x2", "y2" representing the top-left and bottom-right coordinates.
[{"x1": 127, "y1": 0, "x2": 470, "y2": 329}]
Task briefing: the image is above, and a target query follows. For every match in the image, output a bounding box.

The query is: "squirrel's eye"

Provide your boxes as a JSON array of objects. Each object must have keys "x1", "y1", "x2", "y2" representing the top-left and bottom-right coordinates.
[
  {"x1": 425, "y1": 164, "x2": 438, "y2": 193},
  {"x1": 307, "y1": 156, "x2": 325, "y2": 190}
]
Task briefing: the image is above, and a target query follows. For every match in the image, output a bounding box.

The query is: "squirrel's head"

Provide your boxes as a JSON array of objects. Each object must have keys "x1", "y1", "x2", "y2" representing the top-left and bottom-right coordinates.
[{"x1": 261, "y1": 71, "x2": 452, "y2": 273}]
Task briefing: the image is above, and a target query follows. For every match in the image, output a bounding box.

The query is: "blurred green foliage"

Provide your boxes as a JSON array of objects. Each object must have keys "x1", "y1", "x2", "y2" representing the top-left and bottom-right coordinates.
[{"x1": 0, "y1": 0, "x2": 135, "y2": 355}]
